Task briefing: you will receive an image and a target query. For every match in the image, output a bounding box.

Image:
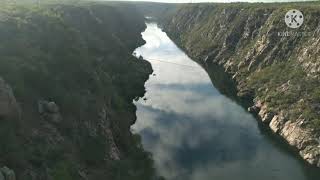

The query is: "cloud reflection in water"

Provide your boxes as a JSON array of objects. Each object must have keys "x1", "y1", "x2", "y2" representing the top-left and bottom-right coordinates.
[{"x1": 132, "y1": 23, "x2": 310, "y2": 180}]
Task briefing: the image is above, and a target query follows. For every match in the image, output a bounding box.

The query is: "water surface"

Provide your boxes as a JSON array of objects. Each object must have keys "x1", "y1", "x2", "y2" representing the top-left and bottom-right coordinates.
[{"x1": 132, "y1": 23, "x2": 320, "y2": 180}]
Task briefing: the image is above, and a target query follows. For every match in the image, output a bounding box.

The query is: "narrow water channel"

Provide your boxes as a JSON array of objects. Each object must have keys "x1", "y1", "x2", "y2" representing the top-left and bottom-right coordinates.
[{"x1": 131, "y1": 23, "x2": 320, "y2": 180}]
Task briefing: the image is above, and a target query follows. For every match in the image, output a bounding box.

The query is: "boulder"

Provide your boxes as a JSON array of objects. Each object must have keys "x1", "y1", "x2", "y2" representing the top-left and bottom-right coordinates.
[
  {"x1": 0, "y1": 167, "x2": 16, "y2": 180},
  {"x1": 38, "y1": 100, "x2": 62, "y2": 123},
  {"x1": 38, "y1": 101, "x2": 59, "y2": 114},
  {"x1": 46, "y1": 102, "x2": 59, "y2": 113}
]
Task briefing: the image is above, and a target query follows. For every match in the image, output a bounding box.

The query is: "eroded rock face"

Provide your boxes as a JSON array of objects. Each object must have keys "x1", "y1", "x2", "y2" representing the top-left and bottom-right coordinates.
[
  {"x1": 252, "y1": 100, "x2": 320, "y2": 167},
  {"x1": 98, "y1": 106, "x2": 121, "y2": 161},
  {"x1": 163, "y1": 5, "x2": 320, "y2": 168},
  {"x1": 249, "y1": 100, "x2": 320, "y2": 167},
  {"x1": 269, "y1": 115, "x2": 283, "y2": 133},
  {"x1": 0, "y1": 78, "x2": 19, "y2": 120},
  {"x1": 259, "y1": 107, "x2": 274, "y2": 124}
]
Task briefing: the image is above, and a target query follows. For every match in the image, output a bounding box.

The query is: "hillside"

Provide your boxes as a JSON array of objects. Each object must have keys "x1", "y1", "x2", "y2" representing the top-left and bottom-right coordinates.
[
  {"x1": 0, "y1": 2, "x2": 157, "y2": 180},
  {"x1": 161, "y1": 2, "x2": 320, "y2": 167}
]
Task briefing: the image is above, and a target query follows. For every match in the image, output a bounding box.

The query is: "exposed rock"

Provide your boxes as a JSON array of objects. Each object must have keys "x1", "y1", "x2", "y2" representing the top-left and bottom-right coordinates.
[
  {"x1": 300, "y1": 146, "x2": 320, "y2": 166},
  {"x1": 38, "y1": 101, "x2": 59, "y2": 114},
  {"x1": 248, "y1": 100, "x2": 261, "y2": 113},
  {"x1": 254, "y1": 102, "x2": 320, "y2": 166},
  {"x1": 163, "y1": 5, "x2": 320, "y2": 168},
  {"x1": 250, "y1": 101, "x2": 320, "y2": 166},
  {"x1": 262, "y1": 112, "x2": 274, "y2": 123},
  {"x1": 269, "y1": 115, "x2": 282, "y2": 133},
  {"x1": 249, "y1": 100, "x2": 275, "y2": 124},
  {"x1": 38, "y1": 100, "x2": 62, "y2": 123},
  {"x1": 280, "y1": 120, "x2": 313, "y2": 150},
  {"x1": 0, "y1": 167, "x2": 16, "y2": 180},
  {"x1": 277, "y1": 80, "x2": 291, "y2": 93},
  {"x1": 260, "y1": 103, "x2": 320, "y2": 167},
  {"x1": 0, "y1": 77, "x2": 19, "y2": 119},
  {"x1": 46, "y1": 102, "x2": 59, "y2": 113},
  {"x1": 248, "y1": 106, "x2": 259, "y2": 113},
  {"x1": 0, "y1": 172, "x2": 4, "y2": 180},
  {"x1": 98, "y1": 107, "x2": 120, "y2": 161}
]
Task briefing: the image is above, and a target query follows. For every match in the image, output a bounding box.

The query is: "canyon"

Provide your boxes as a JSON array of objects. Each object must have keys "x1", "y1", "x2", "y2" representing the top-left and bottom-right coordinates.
[
  {"x1": 0, "y1": 2, "x2": 157, "y2": 180},
  {"x1": 159, "y1": 2, "x2": 320, "y2": 168}
]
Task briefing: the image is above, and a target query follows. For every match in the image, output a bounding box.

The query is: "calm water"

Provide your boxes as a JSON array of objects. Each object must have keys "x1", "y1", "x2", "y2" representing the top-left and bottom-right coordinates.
[{"x1": 131, "y1": 23, "x2": 320, "y2": 180}]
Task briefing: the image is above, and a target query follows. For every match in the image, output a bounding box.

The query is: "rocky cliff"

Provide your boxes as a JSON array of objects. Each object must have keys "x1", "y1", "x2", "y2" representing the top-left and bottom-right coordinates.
[
  {"x1": 0, "y1": 2, "x2": 156, "y2": 180},
  {"x1": 162, "y1": 2, "x2": 320, "y2": 167}
]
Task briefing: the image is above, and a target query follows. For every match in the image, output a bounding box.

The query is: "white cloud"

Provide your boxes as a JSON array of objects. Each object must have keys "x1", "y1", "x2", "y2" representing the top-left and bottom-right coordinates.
[{"x1": 130, "y1": 22, "x2": 310, "y2": 180}]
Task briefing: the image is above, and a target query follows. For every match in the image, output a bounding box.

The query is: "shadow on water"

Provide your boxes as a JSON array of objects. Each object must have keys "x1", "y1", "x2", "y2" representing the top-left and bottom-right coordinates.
[
  {"x1": 202, "y1": 61, "x2": 320, "y2": 179},
  {"x1": 133, "y1": 22, "x2": 320, "y2": 180},
  {"x1": 164, "y1": 23, "x2": 320, "y2": 178},
  {"x1": 203, "y1": 63, "x2": 240, "y2": 103}
]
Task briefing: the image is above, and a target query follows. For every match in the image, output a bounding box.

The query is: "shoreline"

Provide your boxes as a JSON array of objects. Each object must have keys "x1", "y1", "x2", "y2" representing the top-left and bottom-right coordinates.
[{"x1": 160, "y1": 24, "x2": 320, "y2": 168}]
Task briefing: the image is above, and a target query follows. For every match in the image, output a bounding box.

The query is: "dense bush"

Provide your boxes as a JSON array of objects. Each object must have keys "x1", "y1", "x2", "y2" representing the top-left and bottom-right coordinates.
[{"x1": 0, "y1": 2, "x2": 155, "y2": 180}]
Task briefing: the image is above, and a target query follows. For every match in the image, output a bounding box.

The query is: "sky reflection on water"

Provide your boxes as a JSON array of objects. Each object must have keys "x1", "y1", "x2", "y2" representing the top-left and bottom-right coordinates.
[{"x1": 131, "y1": 23, "x2": 319, "y2": 180}]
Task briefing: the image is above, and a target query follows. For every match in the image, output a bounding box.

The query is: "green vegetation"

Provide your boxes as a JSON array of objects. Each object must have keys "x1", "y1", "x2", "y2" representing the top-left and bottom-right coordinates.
[
  {"x1": 248, "y1": 61, "x2": 320, "y2": 129},
  {"x1": 161, "y1": 2, "x2": 320, "y2": 132},
  {"x1": 50, "y1": 160, "x2": 75, "y2": 180},
  {"x1": 0, "y1": 1, "x2": 157, "y2": 180}
]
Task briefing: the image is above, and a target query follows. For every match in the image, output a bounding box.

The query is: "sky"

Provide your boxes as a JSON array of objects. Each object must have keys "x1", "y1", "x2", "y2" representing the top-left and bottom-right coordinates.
[{"x1": 99, "y1": 0, "x2": 313, "y2": 3}]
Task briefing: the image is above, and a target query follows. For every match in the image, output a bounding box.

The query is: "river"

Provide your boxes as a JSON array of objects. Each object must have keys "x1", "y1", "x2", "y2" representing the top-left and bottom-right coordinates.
[{"x1": 131, "y1": 23, "x2": 320, "y2": 180}]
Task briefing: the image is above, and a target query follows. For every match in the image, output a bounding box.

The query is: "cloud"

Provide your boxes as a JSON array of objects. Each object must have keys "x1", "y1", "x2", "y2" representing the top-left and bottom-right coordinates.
[{"x1": 131, "y1": 22, "x2": 310, "y2": 180}]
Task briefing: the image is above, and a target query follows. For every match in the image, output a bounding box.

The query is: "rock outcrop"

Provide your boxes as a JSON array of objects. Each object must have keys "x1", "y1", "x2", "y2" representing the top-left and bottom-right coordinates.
[
  {"x1": 0, "y1": 78, "x2": 19, "y2": 120},
  {"x1": 250, "y1": 100, "x2": 320, "y2": 166},
  {"x1": 38, "y1": 100, "x2": 62, "y2": 123},
  {"x1": 98, "y1": 106, "x2": 121, "y2": 160},
  {"x1": 0, "y1": 167, "x2": 16, "y2": 180},
  {"x1": 162, "y1": 3, "x2": 320, "y2": 167}
]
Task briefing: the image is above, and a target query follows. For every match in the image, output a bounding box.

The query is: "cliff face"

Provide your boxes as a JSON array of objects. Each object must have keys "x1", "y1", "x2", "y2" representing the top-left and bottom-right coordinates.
[
  {"x1": 0, "y1": 2, "x2": 155, "y2": 180},
  {"x1": 162, "y1": 3, "x2": 320, "y2": 167}
]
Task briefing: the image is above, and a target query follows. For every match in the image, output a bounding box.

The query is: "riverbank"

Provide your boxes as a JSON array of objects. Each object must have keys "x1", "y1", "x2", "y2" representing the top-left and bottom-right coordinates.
[
  {"x1": 160, "y1": 3, "x2": 320, "y2": 167},
  {"x1": 132, "y1": 22, "x2": 320, "y2": 180}
]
